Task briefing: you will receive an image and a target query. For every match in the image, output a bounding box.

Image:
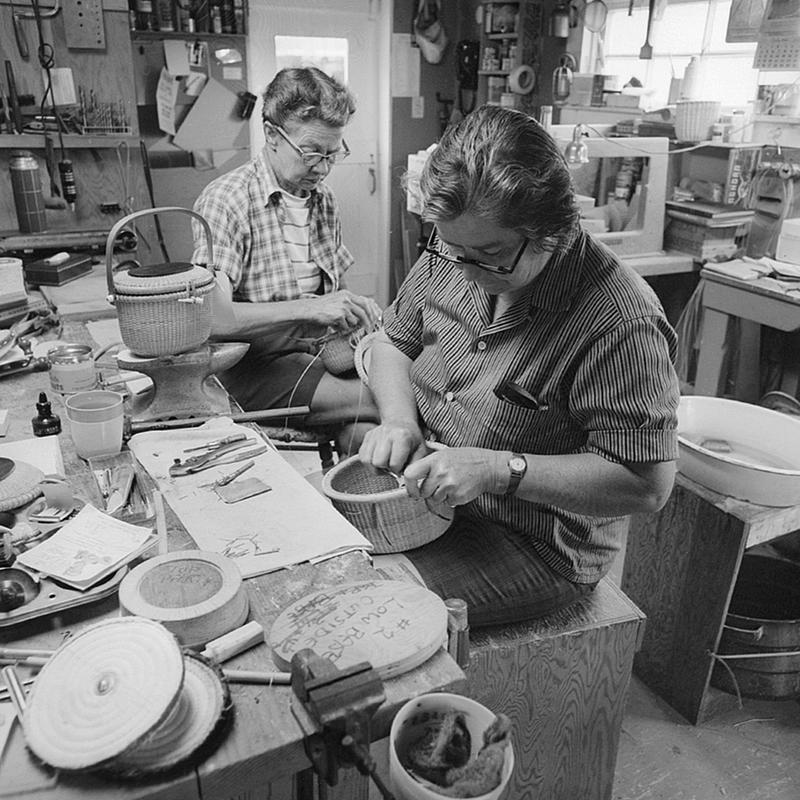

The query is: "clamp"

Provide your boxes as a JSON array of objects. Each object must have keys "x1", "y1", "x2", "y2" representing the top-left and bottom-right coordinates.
[{"x1": 290, "y1": 648, "x2": 396, "y2": 800}]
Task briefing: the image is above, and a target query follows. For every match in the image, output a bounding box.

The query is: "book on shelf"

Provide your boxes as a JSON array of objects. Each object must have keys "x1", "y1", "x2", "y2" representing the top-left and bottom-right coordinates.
[
  {"x1": 666, "y1": 199, "x2": 755, "y2": 227},
  {"x1": 17, "y1": 503, "x2": 156, "y2": 591}
]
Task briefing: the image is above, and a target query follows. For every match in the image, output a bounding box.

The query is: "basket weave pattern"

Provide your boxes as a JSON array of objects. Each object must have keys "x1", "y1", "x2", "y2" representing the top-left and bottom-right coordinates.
[
  {"x1": 675, "y1": 100, "x2": 721, "y2": 142},
  {"x1": 319, "y1": 327, "x2": 365, "y2": 375},
  {"x1": 116, "y1": 284, "x2": 214, "y2": 357},
  {"x1": 322, "y1": 456, "x2": 453, "y2": 553}
]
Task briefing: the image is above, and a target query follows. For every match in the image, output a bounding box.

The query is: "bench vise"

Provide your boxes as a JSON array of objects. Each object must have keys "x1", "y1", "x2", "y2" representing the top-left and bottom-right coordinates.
[{"x1": 290, "y1": 648, "x2": 395, "y2": 799}]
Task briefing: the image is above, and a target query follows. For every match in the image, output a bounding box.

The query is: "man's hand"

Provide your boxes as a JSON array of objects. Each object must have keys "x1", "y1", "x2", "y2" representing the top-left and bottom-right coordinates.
[
  {"x1": 359, "y1": 422, "x2": 427, "y2": 475},
  {"x1": 404, "y1": 448, "x2": 507, "y2": 507},
  {"x1": 308, "y1": 290, "x2": 381, "y2": 332}
]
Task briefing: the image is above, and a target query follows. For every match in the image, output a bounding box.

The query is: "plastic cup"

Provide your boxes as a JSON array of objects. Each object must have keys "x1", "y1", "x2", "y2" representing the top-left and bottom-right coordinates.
[
  {"x1": 389, "y1": 692, "x2": 514, "y2": 800},
  {"x1": 64, "y1": 390, "x2": 125, "y2": 459}
]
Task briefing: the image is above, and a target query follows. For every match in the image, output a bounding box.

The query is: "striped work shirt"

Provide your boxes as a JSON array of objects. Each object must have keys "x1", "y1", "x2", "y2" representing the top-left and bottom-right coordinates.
[
  {"x1": 383, "y1": 228, "x2": 680, "y2": 583},
  {"x1": 192, "y1": 148, "x2": 353, "y2": 301}
]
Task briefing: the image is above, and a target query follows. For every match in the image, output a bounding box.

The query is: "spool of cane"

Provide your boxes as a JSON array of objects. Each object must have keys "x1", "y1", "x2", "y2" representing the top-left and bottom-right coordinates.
[{"x1": 21, "y1": 617, "x2": 231, "y2": 775}]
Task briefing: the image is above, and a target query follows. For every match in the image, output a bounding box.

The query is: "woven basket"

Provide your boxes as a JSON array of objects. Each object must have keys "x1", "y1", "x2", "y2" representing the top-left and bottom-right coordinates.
[
  {"x1": 675, "y1": 100, "x2": 721, "y2": 143},
  {"x1": 105, "y1": 207, "x2": 216, "y2": 357},
  {"x1": 319, "y1": 327, "x2": 365, "y2": 375},
  {"x1": 321, "y1": 455, "x2": 453, "y2": 553}
]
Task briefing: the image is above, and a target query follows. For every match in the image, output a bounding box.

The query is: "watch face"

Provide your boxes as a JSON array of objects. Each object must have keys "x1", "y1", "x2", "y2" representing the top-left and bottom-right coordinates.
[{"x1": 509, "y1": 456, "x2": 526, "y2": 473}]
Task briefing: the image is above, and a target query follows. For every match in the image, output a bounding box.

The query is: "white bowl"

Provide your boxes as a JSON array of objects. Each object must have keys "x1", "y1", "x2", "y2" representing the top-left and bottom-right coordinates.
[{"x1": 677, "y1": 396, "x2": 800, "y2": 507}]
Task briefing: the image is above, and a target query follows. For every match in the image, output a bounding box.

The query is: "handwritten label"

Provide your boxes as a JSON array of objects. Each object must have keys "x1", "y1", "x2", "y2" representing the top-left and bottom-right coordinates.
[{"x1": 269, "y1": 580, "x2": 448, "y2": 679}]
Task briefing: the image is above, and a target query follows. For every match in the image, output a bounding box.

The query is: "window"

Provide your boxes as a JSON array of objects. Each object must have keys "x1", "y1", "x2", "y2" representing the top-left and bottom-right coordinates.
[
  {"x1": 274, "y1": 36, "x2": 349, "y2": 85},
  {"x1": 581, "y1": 0, "x2": 758, "y2": 111}
]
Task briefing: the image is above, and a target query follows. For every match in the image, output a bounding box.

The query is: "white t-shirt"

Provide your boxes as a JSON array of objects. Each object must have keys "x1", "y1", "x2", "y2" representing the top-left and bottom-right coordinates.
[{"x1": 281, "y1": 190, "x2": 321, "y2": 294}]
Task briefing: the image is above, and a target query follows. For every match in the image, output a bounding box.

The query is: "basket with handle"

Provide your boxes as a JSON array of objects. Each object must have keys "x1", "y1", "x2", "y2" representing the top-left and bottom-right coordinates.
[
  {"x1": 105, "y1": 207, "x2": 216, "y2": 357},
  {"x1": 321, "y1": 454, "x2": 453, "y2": 553}
]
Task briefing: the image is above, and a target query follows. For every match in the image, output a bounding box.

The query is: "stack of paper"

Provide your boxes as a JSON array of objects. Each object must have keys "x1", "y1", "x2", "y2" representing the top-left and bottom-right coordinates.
[{"x1": 17, "y1": 504, "x2": 156, "y2": 591}]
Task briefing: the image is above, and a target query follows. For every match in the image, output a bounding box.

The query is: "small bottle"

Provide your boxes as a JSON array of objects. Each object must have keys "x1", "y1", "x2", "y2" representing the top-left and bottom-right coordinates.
[{"x1": 32, "y1": 392, "x2": 62, "y2": 437}]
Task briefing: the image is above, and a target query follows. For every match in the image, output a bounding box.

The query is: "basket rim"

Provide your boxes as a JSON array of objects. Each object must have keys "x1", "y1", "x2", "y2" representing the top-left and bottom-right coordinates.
[{"x1": 321, "y1": 454, "x2": 408, "y2": 503}]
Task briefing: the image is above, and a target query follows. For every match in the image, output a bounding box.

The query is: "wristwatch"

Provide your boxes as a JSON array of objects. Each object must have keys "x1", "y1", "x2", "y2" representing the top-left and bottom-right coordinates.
[{"x1": 505, "y1": 453, "x2": 527, "y2": 495}]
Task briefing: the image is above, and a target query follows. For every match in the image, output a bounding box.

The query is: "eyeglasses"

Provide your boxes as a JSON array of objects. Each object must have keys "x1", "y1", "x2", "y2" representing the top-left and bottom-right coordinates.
[
  {"x1": 424, "y1": 229, "x2": 529, "y2": 275},
  {"x1": 269, "y1": 122, "x2": 350, "y2": 167}
]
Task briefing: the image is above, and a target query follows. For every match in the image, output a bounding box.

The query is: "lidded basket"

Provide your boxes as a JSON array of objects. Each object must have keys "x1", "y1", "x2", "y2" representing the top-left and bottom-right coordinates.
[
  {"x1": 321, "y1": 454, "x2": 453, "y2": 553},
  {"x1": 105, "y1": 207, "x2": 216, "y2": 357}
]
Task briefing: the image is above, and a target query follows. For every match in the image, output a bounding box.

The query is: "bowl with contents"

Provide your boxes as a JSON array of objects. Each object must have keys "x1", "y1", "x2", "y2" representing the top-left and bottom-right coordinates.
[
  {"x1": 677, "y1": 395, "x2": 800, "y2": 506},
  {"x1": 389, "y1": 692, "x2": 514, "y2": 799}
]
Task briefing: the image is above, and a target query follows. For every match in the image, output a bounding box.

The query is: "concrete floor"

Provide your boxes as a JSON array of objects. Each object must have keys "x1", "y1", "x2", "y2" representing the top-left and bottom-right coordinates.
[
  {"x1": 616, "y1": 677, "x2": 800, "y2": 800},
  {"x1": 282, "y1": 447, "x2": 800, "y2": 800}
]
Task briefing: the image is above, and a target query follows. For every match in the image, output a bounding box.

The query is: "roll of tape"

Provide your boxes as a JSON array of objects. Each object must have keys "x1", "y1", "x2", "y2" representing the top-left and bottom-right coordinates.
[{"x1": 508, "y1": 65, "x2": 536, "y2": 95}]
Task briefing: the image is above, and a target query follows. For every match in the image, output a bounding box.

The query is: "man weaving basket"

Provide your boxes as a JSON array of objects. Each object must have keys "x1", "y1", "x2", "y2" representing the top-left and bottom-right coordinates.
[{"x1": 359, "y1": 106, "x2": 680, "y2": 628}]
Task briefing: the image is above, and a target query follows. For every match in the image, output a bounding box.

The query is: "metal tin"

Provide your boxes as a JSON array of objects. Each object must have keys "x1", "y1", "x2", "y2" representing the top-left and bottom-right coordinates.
[{"x1": 48, "y1": 344, "x2": 98, "y2": 394}]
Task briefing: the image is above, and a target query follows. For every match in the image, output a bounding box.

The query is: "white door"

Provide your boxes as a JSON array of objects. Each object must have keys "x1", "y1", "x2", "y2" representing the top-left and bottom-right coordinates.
[{"x1": 247, "y1": 0, "x2": 392, "y2": 307}]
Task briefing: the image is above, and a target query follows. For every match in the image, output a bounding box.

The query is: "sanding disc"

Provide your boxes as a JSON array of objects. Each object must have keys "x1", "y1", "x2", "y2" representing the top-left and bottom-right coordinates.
[
  {"x1": 269, "y1": 580, "x2": 448, "y2": 680},
  {"x1": 119, "y1": 550, "x2": 249, "y2": 649},
  {"x1": 113, "y1": 651, "x2": 231, "y2": 776},
  {"x1": 0, "y1": 458, "x2": 44, "y2": 512},
  {"x1": 23, "y1": 617, "x2": 185, "y2": 771}
]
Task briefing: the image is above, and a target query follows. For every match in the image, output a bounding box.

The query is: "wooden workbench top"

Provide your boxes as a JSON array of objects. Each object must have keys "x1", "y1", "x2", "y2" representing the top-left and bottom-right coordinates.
[{"x1": 0, "y1": 321, "x2": 465, "y2": 800}]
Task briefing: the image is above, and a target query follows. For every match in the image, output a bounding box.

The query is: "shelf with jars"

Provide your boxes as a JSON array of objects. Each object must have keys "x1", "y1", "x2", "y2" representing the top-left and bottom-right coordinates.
[
  {"x1": 130, "y1": 0, "x2": 246, "y2": 36},
  {"x1": 477, "y1": 1, "x2": 543, "y2": 110}
]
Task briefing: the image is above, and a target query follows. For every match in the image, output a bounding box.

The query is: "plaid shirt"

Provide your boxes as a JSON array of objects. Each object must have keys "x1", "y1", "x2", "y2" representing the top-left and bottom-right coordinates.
[{"x1": 192, "y1": 149, "x2": 354, "y2": 302}]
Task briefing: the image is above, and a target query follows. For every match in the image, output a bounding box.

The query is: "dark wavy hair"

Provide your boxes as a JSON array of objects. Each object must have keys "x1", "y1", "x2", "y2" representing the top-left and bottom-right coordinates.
[
  {"x1": 419, "y1": 105, "x2": 579, "y2": 252},
  {"x1": 262, "y1": 67, "x2": 356, "y2": 128}
]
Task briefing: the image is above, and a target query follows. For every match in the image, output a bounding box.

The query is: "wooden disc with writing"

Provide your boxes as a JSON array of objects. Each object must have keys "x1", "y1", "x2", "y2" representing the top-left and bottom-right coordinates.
[
  {"x1": 268, "y1": 580, "x2": 448, "y2": 680},
  {"x1": 118, "y1": 550, "x2": 249, "y2": 649},
  {"x1": 23, "y1": 617, "x2": 185, "y2": 771}
]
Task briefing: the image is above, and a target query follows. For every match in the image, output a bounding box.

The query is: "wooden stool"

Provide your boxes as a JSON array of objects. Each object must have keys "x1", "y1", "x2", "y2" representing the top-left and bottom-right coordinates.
[{"x1": 466, "y1": 578, "x2": 645, "y2": 800}]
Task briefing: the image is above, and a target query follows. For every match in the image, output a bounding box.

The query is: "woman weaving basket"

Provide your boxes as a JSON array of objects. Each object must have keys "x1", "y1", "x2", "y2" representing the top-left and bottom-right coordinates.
[{"x1": 359, "y1": 106, "x2": 680, "y2": 628}]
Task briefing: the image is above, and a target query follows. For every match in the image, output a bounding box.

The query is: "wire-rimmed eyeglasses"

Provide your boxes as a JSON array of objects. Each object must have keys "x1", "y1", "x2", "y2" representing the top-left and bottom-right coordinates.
[
  {"x1": 268, "y1": 121, "x2": 350, "y2": 167},
  {"x1": 424, "y1": 229, "x2": 529, "y2": 275}
]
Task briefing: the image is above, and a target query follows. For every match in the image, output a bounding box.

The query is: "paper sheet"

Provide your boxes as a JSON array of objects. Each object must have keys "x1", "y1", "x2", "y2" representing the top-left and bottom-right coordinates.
[
  {"x1": 17, "y1": 504, "x2": 155, "y2": 590},
  {"x1": 156, "y1": 67, "x2": 180, "y2": 136},
  {"x1": 128, "y1": 419, "x2": 372, "y2": 578},
  {"x1": 391, "y1": 33, "x2": 420, "y2": 98},
  {"x1": 163, "y1": 39, "x2": 191, "y2": 76}
]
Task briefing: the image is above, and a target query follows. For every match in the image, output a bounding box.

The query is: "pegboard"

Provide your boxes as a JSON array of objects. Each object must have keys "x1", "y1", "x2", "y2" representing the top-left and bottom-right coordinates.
[{"x1": 64, "y1": 0, "x2": 106, "y2": 50}]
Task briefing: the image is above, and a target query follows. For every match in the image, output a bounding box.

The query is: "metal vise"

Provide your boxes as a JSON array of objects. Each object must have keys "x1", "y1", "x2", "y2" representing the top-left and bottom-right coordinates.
[{"x1": 290, "y1": 648, "x2": 395, "y2": 798}]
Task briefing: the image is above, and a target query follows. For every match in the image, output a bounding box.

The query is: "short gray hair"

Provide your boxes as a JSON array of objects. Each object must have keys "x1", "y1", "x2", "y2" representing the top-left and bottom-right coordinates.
[{"x1": 262, "y1": 67, "x2": 356, "y2": 129}]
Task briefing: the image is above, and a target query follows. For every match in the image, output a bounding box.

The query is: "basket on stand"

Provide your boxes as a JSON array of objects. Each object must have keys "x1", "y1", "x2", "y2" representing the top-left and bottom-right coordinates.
[
  {"x1": 321, "y1": 454, "x2": 453, "y2": 553},
  {"x1": 105, "y1": 207, "x2": 216, "y2": 358},
  {"x1": 675, "y1": 100, "x2": 721, "y2": 143}
]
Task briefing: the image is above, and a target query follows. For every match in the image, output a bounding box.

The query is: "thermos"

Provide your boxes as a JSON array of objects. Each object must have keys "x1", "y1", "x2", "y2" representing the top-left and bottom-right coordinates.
[{"x1": 9, "y1": 150, "x2": 47, "y2": 233}]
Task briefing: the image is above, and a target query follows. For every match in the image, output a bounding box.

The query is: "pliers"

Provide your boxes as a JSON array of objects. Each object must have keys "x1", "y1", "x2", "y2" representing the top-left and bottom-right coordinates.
[{"x1": 169, "y1": 438, "x2": 266, "y2": 477}]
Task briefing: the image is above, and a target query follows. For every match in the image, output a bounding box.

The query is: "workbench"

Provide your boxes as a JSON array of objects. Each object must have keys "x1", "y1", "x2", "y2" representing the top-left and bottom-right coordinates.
[
  {"x1": 0, "y1": 322, "x2": 465, "y2": 800},
  {"x1": 622, "y1": 471, "x2": 800, "y2": 725}
]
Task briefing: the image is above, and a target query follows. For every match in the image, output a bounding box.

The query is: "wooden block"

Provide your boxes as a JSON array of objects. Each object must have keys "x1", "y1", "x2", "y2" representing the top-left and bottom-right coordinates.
[{"x1": 466, "y1": 579, "x2": 645, "y2": 800}]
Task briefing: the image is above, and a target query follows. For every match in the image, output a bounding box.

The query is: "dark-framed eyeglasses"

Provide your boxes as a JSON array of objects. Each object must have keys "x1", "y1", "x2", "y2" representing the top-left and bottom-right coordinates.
[
  {"x1": 268, "y1": 122, "x2": 350, "y2": 167},
  {"x1": 424, "y1": 229, "x2": 529, "y2": 275}
]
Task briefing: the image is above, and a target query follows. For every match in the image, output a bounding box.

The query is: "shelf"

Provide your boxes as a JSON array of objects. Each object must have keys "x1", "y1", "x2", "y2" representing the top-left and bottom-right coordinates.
[
  {"x1": 131, "y1": 30, "x2": 246, "y2": 41},
  {"x1": 487, "y1": 32, "x2": 519, "y2": 40},
  {"x1": 0, "y1": 133, "x2": 138, "y2": 149},
  {"x1": 479, "y1": 70, "x2": 511, "y2": 77}
]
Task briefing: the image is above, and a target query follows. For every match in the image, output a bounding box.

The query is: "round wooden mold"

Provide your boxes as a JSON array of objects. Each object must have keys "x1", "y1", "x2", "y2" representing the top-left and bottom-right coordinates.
[
  {"x1": 23, "y1": 617, "x2": 185, "y2": 771},
  {"x1": 119, "y1": 550, "x2": 249, "y2": 649},
  {"x1": 269, "y1": 580, "x2": 448, "y2": 680},
  {"x1": 112, "y1": 651, "x2": 232, "y2": 777}
]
